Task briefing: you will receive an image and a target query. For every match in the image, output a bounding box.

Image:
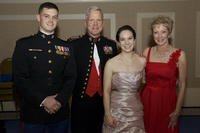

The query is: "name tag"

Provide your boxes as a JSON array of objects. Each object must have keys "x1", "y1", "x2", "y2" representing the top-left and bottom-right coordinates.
[{"x1": 28, "y1": 49, "x2": 43, "y2": 52}]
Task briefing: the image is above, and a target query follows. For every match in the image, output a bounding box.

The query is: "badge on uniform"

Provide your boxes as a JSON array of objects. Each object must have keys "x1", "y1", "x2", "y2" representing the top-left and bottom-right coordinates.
[
  {"x1": 103, "y1": 45, "x2": 113, "y2": 55},
  {"x1": 55, "y1": 45, "x2": 70, "y2": 56},
  {"x1": 28, "y1": 48, "x2": 43, "y2": 52}
]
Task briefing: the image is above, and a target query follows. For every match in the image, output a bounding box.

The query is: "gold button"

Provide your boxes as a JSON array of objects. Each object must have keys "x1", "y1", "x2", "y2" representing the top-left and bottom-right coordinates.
[
  {"x1": 84, "y1": 82, "x2": 87, "y2": 85},
  {"x1": 89, "y1": 60, "x2": 92, "y2": 62},
  {"x1": 48, "y1": 70, "x2": 52, "y2": 74},
  {"x1": 88, "y1": 64, "x2": 91, "y2": 67},
  {"x1": 48, "y1": 60, "x2": 52, "y2": 63},
  {"x1": 48, "y1": 41, "x2": 51, "y2": 44},
  {"x1": 48, "y1": 50, "x2": 51, "y2": 53},
  {"x1": 82, "y1": 91, "x2": 84, "y2": 94},
  {"x1": 85, "y1": 78, "x2": 88, "y2": 81},
  {"x1": 83, "y1": 87, "x2": 85, "y2": 90},
  {"x1": 81, "y1": 95, "x2": 83, "y2": 98},
  {"x1": 33, "y1": 56, "x2": 37, "y2": 59}
]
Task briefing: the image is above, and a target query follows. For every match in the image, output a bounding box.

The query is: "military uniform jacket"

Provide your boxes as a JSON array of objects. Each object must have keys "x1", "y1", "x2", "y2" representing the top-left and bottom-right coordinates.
[
  {"x1": 72, "y1": 34, "x2": 118, "y2": 100},
  {"x1": 12, "y1": 31, "x2": 76, "y2": 123}
]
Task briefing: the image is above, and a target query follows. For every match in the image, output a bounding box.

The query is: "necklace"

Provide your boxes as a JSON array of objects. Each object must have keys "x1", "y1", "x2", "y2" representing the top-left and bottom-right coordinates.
[{"x1": 155, "y1": 45, "x2": 173, "y2": 61}]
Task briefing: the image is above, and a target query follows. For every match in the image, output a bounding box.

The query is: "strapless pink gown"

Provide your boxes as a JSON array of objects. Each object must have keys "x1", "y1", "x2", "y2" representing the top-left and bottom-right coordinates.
[{"x1": 102, "y1": 71, "x2": 145, "y2": 133}]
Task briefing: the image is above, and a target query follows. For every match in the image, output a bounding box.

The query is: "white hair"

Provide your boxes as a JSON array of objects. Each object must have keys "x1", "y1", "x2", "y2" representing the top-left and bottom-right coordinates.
[{"x1": 85, "y1": 6, "x2": 103, "y2": 20}]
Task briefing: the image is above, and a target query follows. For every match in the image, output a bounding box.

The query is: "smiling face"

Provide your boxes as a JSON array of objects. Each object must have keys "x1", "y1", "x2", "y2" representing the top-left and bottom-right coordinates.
[
  {"x1": 85, "y1": 10, "x2": 103, "y2": 38},
  {"x1": 152, "y1": 24, "x2": 170, "y2": 46},
  {"x1": 119, "y1": 30, "x2": 135, "y2": 53},
  {"x1": 36, "y1": 7, "x2": 58, "y2": 35}
]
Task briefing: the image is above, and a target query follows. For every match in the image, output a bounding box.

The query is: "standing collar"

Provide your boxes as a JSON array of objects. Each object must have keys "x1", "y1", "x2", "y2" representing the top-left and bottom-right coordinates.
[
  {"x1": 86, "y1": 33, "x2": 101, "y2": 43},
  {"x1": 37, "y1": 31, "x2": 55, "y2": 39}
]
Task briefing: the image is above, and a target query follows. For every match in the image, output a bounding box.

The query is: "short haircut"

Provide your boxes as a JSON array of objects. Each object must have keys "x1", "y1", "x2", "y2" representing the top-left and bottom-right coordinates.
[
  {"x1": 85, "y1": 6, "x2": 103, "y2": 20},
  {"x1": 38, "y1": 2, "x2": 59, "y2": 14},
  {"x1": 116, "y1": 25, "x2": 136, "y2": 42}
]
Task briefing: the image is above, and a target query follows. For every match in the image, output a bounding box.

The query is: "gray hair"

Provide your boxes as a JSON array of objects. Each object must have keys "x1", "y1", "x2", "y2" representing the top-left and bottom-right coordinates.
[{"x1": 85, "y1": 6, "x2": 103, "y2": 20}]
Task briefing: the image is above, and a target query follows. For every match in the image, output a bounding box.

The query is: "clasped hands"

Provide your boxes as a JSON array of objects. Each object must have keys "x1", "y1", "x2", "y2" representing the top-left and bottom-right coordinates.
[{"x1": 42, "y1": 95, "x2": 61, "y2": 114}]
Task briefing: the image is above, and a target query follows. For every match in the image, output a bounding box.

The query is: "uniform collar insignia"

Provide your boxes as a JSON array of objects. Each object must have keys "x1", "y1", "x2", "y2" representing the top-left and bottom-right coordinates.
[
  {"x1": 38, "y1": 31, "x2": 55, "y2": 39},
  {"x1": 88, "y1": 34, "x2": 101, "y2": 43}
]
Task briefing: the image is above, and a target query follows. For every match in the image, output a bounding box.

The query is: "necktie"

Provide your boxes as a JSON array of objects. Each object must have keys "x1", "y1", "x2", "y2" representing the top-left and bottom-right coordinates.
[{"x1": 93, "y1": 43, "x2": 100, "y2": 76}]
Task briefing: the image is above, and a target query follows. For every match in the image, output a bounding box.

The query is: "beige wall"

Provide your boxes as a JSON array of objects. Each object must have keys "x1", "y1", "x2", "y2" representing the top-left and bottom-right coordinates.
[{"x1": 0, "y1": 0, "x2": 199, "y2": 106}]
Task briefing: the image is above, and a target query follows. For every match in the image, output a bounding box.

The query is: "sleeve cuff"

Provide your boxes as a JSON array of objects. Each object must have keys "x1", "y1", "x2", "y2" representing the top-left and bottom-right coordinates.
[{"x1": 40, "y1": 98, "x2": 47, "y2": 107}]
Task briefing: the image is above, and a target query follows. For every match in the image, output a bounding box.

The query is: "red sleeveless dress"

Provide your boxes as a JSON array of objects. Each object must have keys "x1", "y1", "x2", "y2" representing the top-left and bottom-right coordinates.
[{"x1": 141, "y1": 48, "x2": 181, "y2": 133}]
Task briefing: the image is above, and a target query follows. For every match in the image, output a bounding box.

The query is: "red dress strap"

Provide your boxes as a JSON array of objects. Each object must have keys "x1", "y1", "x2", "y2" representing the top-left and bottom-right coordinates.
[{"x1": 146, "y1": 47, "x2": 152, "y2": 62}]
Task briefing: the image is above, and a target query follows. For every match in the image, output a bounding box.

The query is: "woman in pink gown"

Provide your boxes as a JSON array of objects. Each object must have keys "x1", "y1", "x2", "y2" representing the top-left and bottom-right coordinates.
[
  {"x1": 102, "y1": 25, "x2": 146, "y2": 133},
  {"x1": 141, "y1": 16, "x2": 187, "y2": 133}
]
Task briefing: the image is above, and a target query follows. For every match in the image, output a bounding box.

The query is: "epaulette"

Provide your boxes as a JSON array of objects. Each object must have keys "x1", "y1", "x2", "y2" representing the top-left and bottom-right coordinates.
[
  {"x1": 66, "y1": 35, "x2": 83, "y2": 43},
  {"x1": 17, "y1": 34, "x2": 35, "y2": 42},
  {"x1": 25, "y1": 33, "x2": 35, "y2": 38}
]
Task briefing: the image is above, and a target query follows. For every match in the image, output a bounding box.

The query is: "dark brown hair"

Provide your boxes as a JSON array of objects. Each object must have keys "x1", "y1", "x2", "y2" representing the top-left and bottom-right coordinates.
[
  {"x1": 38, "y1": 2, "x2": 59, "y2": 14},
  {"x1": 116, "y1": 25, "x2": 136, "y2": 42}
]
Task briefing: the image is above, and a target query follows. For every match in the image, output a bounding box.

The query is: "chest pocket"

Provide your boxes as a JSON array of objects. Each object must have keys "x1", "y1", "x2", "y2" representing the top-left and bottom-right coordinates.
[
  {"x1": 54, "y1": 53, "x2": 69, "y2": 68},
  {"x1": 28, "y1": 49, "x2": 45, "y2": 65}
]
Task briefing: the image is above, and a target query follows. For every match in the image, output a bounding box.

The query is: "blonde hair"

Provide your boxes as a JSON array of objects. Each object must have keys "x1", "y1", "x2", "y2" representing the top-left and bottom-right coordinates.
[{"x1": 151, "y1": 15, "x2": 174, "y2": 34}]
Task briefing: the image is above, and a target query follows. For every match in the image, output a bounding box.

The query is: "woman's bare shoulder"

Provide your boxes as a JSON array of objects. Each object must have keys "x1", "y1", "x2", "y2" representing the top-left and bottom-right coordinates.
[{"x1": 106, "y1": 55, "x2": 120, "y2": 66}]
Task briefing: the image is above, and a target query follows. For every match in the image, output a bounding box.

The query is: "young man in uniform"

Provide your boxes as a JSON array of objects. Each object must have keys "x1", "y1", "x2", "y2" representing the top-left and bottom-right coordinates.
[{"x1": 12, "y1": 2, "x2": 76, "y2": 133}]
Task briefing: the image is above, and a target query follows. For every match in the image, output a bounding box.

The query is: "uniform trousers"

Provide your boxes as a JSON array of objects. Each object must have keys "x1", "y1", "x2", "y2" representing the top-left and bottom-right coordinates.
[
  {"x1": 71, "y1": 93, "x2": 104, "y2": 133},
  {"x1": 23, "y1": 120, "x2": 69, "y2": 133}
]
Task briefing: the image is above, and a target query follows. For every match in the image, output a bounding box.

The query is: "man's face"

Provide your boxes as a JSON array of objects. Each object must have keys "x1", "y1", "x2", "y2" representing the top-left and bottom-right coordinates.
[
  {"x1": 85, "y1": 10, "x2": 103, "y2": 38},
  {"x1": 36, "y1": 8, "x2": 58, "y2": 35}
]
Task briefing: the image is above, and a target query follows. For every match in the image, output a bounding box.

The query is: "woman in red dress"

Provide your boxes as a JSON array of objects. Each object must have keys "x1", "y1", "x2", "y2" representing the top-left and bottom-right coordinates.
[{"x1": 141, "y1": 15, "x2": 187, "y2": 133}]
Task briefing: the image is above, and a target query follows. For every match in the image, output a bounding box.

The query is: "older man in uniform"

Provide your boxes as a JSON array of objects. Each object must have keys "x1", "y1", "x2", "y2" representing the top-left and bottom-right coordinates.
[
  {"x1": 12, "y1": 2, "x2": 76, "y2": 133},
  {"x1": 70, "y1": 6, "x2": 118, "y2": 133}
]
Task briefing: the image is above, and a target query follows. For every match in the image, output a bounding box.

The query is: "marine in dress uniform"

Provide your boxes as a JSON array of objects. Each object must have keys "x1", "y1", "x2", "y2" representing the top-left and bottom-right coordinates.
[
  {"x1": 71, "y1": 33, "x2": 118, "y2": 133},
  {"x1": 12, "y1": 31, "x2": 76, "y2": 126}
]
